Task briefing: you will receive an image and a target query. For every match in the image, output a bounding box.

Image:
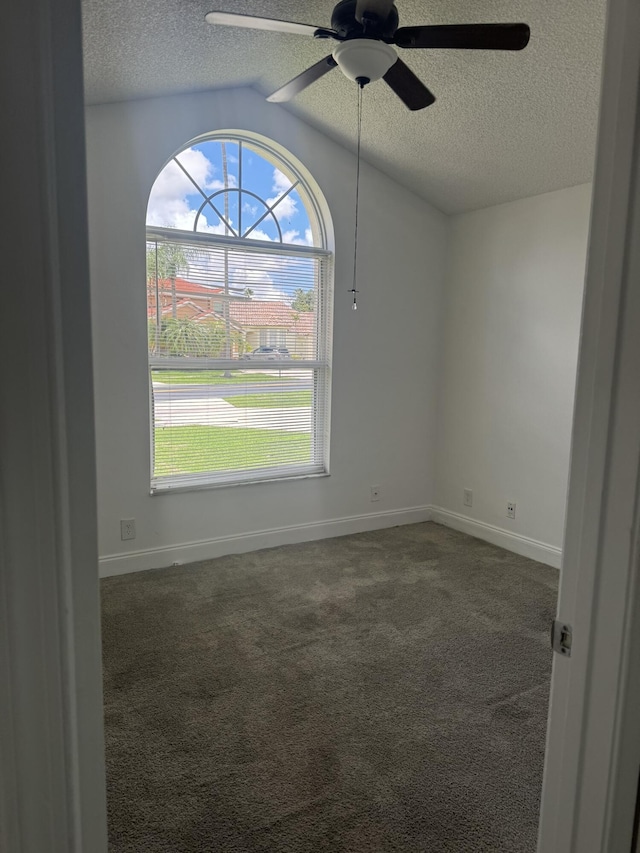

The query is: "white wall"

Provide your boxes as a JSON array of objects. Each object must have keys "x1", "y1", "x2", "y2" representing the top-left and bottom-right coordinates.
[
  {"x1": 433, "y1": 184, "x2": 592, "y2": 565},
  {"x1": 85, "y1": 87, "x2": 447, "y2": 574}
]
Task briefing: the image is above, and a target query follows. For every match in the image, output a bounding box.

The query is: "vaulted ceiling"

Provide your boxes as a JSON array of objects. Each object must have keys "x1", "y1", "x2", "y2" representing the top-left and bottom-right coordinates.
[{"x1": 82, "y1": 0, "x2": 606, "y2": 213}]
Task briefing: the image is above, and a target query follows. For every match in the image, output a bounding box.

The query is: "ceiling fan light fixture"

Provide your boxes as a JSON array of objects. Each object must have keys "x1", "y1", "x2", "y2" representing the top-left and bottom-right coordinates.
[{"x1": 332, "y1": 39, "x2": 396, "y2": 83}]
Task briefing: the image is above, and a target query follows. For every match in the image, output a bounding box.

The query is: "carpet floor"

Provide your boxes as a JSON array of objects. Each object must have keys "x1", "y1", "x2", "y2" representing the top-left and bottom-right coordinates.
[{"x1": 101, "y1": 522, "x2": 558, "y2": 852}]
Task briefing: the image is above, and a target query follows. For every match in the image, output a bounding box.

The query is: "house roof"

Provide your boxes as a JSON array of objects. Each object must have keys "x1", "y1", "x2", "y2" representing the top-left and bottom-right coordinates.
[
  {"x1": 155, "y1": 277, "x2": 224, "y2": 297},
  {"x1": 148, "y1": 287, "x2": 314, "y2": 334},
  {"x1": 148, "y1": 297, "x2": 208, "y2": 319},
  {"x1": 229, "y1": 301, "x2": 314, "y2": 334}
]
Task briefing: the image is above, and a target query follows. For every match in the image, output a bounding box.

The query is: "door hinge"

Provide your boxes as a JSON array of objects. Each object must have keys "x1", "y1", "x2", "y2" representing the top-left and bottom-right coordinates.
[{"x1": 551, "y1": 620, "x2": 573, "y2": 657}]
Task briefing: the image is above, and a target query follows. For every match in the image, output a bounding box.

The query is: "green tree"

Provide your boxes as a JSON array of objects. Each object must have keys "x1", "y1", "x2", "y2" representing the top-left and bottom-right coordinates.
[
  {"x1": 146, "y1": 242, "x2": 188, "y2": 283},
  {"x1": 147, "y1": 242, "x2": 188, "y2": 323},
  {"x1": 291, "y1": 288, "x2": 314, "y2": 312},
  {"x1": 148, "y1": 320, "x2": 159, "y2": 355},
  {"x1": 231, "y1": 330, "x2": 249, "y2": 357},
  {"x1": 199, "y1": 319, "x2": 227, "y2": 357},
  {"x1": 149, "y1": 317, "x2": 230, "y2": 358},
  {"x1": 158, "y1": 318, "x2": 209, "y2": 357}
]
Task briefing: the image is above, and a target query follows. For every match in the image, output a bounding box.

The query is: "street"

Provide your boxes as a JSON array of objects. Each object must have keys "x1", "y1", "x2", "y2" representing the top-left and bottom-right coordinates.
[
  {"x1": 153, "y1": 379, "x2": 312, "y2": 401},
  {"x1": 152, "y1": 379, "x2": 313, "y2": 431}
]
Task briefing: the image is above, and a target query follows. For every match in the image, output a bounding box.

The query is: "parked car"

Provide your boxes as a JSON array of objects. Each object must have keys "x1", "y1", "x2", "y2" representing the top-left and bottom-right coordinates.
[{"x1": 242, "y1": 346, "x2": 291, "y2": 360}]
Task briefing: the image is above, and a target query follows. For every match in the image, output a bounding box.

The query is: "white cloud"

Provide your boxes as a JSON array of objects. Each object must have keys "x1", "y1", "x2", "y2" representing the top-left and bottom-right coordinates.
[
  {"x1": 282, "y1": 228, "x2": 314, "y2": 246},
  {"x1": 197, "y1": 218, "x2": 232, "y2": 236},
  {"x1": 147, "y1": 197, "x2": 196, "y2": 230},
  {"x1": 247, "y1": 228, "x2": 274, "y2": 242},
  {"x1": 231, "y1": 267, "x2": 272, "y2": 285},
  {"x1": 149, "y1": 149, "x2": 209, "y2": 205},
  {"x1": 146, "y1": 147, "x2": 236, "y2": 230},
  {"x1": 273, "y1": 169, "x2": 292, "y2": 194},
  {"x1": 266, "y1": 168, "x2": 298, "y2": 222},
  {"x1": 182, "y1": 245, "x2": 302, "y2": 299},
  {"x1": 230, "y1": 265, "x2": 289, "y2": 302}
]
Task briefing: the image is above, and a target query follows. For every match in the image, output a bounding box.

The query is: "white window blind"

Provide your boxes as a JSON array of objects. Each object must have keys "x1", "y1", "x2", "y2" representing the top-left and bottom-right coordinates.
[{"x1": 147, "y1": 230, "x2": 332, "y2": 491}]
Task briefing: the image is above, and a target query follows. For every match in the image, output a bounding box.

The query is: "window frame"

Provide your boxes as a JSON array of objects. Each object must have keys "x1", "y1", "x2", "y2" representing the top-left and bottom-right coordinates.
[{"x1": 145, "y1": 133, "x2": 333, "y2": 494}]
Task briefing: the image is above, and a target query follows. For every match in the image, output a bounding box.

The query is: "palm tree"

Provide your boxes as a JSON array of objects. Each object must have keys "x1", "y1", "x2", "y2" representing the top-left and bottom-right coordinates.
[
  {"x1": 146, "y1": 242, "x2": 188, "y2": 352},
  {"x1": 159, "y1": 318, "x2": 207, "y2": 357},
  {"x1": 221, "y1": 142, "x2": 232, "y2": 375}
]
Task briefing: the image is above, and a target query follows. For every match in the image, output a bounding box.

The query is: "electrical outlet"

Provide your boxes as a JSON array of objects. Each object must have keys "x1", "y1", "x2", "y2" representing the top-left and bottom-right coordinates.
[
  {"x1": 370, "y1": 485, "x2": 381, "y2": 502},
  {"x1": 463, "y1": 488, "x2": 473, "y2": 508},
  {"x1": 507, "y1": 502, "x2": 516, "y2": 520},
  {"x1": 120, "y1": 518, "x2": 136, "y2": 541}
]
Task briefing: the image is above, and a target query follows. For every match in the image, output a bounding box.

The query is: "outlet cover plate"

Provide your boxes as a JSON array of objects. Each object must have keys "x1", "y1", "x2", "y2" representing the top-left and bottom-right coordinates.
[
  {"x1": 507, "y1": 502, "x2": 516, "y2": 519},
  {"x1": 463, "y1": 488, "x2": 473, "y2": 508},
  {"x1": 120, "y1": 518, "x2": 136, "y2": 540}
]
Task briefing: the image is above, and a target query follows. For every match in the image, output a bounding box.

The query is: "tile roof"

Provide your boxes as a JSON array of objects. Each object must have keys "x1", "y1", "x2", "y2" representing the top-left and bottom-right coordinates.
[
  {"x1": 156, "y1": 277, "x2": 225, "y2": 297},
  {"x1": 148, "y1": 280, "x2": 315, "y2": 334},
  {"x1": 229, "y1": 301, "x2": 314, "y2": 334}
]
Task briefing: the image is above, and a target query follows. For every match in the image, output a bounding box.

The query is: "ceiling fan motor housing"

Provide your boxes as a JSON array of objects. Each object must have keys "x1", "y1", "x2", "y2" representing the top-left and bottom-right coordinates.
[
  {"x1": 330, "y1": 0, "x2": 399, "y2": 39},
  {"x1": 333, "y1": 39, "x2": 396, "y2": 83}
]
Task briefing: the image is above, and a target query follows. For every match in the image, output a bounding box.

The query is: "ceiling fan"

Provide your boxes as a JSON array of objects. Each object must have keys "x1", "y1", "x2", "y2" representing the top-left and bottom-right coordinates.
[{"x1": 205, "y1": 0, "x2": 530, "y2": 111}]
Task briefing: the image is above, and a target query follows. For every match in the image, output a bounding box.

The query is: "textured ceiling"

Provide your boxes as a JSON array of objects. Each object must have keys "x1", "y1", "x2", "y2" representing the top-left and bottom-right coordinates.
[{"x1": 82, "y1": 0, "x2": 606, "y2": 213}]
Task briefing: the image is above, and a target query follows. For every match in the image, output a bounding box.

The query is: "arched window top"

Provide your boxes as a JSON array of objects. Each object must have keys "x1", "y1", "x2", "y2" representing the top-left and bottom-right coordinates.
[{"x1": 147, "y1": 133, "x2": 326, "y2": 249}]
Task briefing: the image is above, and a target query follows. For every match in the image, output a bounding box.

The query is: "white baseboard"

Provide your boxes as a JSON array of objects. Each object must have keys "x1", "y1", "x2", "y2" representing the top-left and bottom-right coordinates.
[
  {"x1": 430, "y1": 506, "x2": 562, "y2": 569},
  {"x1": 99, "y1": 505, "x2": 433, "y2": 577},
  {"x1": 99, "y1": 504, "x2": 562, "y2": 577}
]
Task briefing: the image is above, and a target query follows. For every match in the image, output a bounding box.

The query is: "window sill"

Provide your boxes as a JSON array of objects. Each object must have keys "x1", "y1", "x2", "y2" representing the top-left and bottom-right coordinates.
[{"x1": 150, "y1": 470, "x2": 330, "y2": 496}]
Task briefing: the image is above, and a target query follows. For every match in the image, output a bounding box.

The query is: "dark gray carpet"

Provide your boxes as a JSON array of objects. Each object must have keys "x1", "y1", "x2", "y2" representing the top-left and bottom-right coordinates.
[{"x1": 101, "y1": 522, "x2": 557, "y2": 853}]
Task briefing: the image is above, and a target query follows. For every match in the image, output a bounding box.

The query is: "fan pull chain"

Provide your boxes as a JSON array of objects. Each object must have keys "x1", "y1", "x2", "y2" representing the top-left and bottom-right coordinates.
[{"x1": 350, "y1": 82, "x2": 364, "y2": 311}]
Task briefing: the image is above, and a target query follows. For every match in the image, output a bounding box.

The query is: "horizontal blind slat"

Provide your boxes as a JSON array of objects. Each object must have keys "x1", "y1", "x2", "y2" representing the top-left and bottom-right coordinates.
[
  {"x1": 147, "y1": 226, "x2": 331, "y2": 258},
  {"x1": 147, "y1": 238, "x2": 321, "y2": 362},
  {"x1": 151, "y1": 367, "x2": 327, "y2": 484},
  {"x1": 147, "y1": 235, "x2": 330, "y2": 488}
]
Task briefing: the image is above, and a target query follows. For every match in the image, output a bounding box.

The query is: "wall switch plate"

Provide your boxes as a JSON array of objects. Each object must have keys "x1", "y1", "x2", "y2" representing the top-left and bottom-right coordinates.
[
  {"x1": 463, "y1": 488, "x2": 473, "y2": 508},
  {"x1": 120, "y1": 518, "x2": 136, "y2": 540},
  {"x1": 370, "y1": 485, "x2": 381, "y2": 502},
  {"x1": 507, "y1": 502, "x2": 516, "y2": 519}
]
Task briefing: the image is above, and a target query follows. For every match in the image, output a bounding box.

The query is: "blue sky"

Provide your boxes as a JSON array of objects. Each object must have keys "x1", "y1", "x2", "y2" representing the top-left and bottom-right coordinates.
[
  {"x1": 147, "y1": 140, "x2": 314, "y2": 246},
  {"x1": 146, "y1": 140, "x2": 318, "y2": 303}
]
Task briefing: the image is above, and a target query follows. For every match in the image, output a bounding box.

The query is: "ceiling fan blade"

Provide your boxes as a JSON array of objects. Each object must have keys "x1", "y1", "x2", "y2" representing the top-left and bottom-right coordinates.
[
  {"x1": 267, "y1": 56, "x2": 338, "y2": 103},
  {"x1": 383, "y1": 58, "x2": 435, "y2": 111},
  {"x1": 394, "y1": 23, "x2": 530, "y2": 51},
  {"x1": 355, "y1": 0, "x2": 395, "y2": 24},
  {"x1": 205, "y1": 11, "x2": 324, "y2": 37}
]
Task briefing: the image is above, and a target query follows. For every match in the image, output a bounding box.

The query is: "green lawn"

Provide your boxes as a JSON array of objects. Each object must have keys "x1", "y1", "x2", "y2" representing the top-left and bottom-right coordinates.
[
  {"x1": 223, "y1": 391, "x2": 312, "y2": 408},
  {"x1": 154, "y1": 425, "x2": 311, "y2": 476},
  {"x1": 152, "y1": 370, "x2": 296, "y2": 385}
]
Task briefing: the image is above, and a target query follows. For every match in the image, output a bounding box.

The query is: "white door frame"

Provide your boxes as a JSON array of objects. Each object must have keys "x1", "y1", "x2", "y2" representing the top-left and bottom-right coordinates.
[
  {"x1": 537, "y1": 0, "x2": 640, "y2": 849},
  {"x1": 0, "y1": 0, "x2": 108, "y2": 849}
]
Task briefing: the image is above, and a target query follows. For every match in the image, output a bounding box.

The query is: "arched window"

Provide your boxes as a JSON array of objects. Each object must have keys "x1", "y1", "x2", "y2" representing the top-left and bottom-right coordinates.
[{"x1": 146, "y1": 133, "x2": 333, "y2": 491}]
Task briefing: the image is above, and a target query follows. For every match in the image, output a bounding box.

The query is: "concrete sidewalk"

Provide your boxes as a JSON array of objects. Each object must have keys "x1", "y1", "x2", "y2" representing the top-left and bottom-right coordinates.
[{"x1": 153, "y1": 396, "x2": 312, "y2": 431}]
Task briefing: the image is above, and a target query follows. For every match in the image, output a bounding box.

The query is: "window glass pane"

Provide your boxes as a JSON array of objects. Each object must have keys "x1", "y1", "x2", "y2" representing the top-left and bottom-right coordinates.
[
  {"x1": 146, "y1": 240, "x2": 320, "y2": 361},
  {"x1": 245, "y1": 216, "x2": 280, "y2": 242},
  {"x1": 146, "y1": 137, "x2": 319, "y2": 247},
  {"x1": 151, "y1": 368, "x2": 321, "y2": 481},
  {"x1": 146, "y1": 133, "x2": 330, "y2": 489}
]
